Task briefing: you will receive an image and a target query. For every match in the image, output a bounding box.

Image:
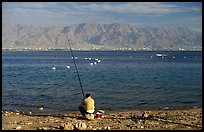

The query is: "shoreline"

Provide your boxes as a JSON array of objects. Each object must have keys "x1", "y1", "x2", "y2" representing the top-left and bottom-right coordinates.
[
  {"x1": 2, "y1": 105, "x2": 202, "y2": 115},
  {"x1": 2, "y1": 49, "x2": 202, "y2": 52},
  {"x1": 2, "y1": 106, "x2": 202, "y2": 130}
]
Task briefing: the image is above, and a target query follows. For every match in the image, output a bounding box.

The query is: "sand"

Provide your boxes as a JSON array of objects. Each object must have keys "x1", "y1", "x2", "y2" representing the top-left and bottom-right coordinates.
[{"x1": 2, "y1": 107, "x2": 202, "y2": 130}]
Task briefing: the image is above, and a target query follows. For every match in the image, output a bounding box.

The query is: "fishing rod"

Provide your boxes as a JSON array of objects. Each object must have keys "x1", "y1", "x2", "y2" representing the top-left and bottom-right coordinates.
[{"x1": 66, "y1": 35, "x2": 85, "y2": 99}]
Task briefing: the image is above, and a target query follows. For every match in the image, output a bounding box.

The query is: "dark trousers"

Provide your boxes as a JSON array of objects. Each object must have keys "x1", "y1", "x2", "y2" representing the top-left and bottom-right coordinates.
[{"x1": 79, "y1": 106, "x2": 88, "y2": 116}]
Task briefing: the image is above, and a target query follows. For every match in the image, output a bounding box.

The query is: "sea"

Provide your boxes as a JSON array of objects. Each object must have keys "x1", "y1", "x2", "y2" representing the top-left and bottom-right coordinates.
[{"x1": 2, "y1": 50, "x2": 202, "y2": 114}]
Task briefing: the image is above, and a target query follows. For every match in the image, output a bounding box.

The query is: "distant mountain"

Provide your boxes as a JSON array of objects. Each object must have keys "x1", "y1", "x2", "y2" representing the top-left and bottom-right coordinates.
[{"x1": 2, "y1": 23, "x2": 202, "y2": 51}]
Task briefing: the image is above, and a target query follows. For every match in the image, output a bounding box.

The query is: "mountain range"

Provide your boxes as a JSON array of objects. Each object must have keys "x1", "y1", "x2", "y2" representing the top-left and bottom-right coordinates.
[{"x1": 2, "y1": 23, "x2": 202, "y2": 51}]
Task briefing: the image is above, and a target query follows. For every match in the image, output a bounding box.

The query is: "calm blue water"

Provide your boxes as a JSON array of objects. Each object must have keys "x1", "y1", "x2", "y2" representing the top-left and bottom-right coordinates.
[{"x1": 2, "y1": 51, "x2": 202, "y2": 114}]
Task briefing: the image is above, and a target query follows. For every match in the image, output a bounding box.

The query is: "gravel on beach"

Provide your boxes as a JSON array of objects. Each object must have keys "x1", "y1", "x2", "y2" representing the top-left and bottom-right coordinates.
[{"x1": 2, "y1": 107, "x2": 202, "y2": 130}]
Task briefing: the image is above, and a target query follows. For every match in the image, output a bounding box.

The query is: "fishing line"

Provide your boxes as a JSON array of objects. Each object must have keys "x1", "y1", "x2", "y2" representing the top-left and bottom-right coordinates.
[{"x1": 65, "y1": 35, "x2": 85, "y2": 99}]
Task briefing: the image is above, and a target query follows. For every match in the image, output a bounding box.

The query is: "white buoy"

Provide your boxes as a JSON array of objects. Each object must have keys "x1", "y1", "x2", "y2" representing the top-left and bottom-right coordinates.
[
  {"x1": 94, "y1": 62, "x2": 97, "y2": 64},
  {"x1": 90, "y1": 63, "x2": 94, "y2": 65},
  {"x1": 184, "y1": 56, "x2": 187, "y2": 58},
  {"x1": 89, "y1": 58, "x2": 92, "y2": 60},
  {"x1": 173, "y1": 56, "x2": 175, "y2": 58},
  {"x1": 52, "y1": 67, "x2": 56, "y2": 70},
  {"x1": 38, "y1": 107, "x2": 44, "y2": 111},
  {"x1": 85, "y1": 58, "x2": 88, "y2": 60},
  {"x1": 66, "y1": 66, "x2": 71, "y2": 69},
  {"x1": 98, "y1": 60, "x2": 101, "y2": 63}
]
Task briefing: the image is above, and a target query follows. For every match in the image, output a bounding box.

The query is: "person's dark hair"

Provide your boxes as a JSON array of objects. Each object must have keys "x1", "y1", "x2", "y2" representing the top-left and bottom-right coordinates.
[{"x1": 85, "y1": 94, "x2": 91, "y2": 98}]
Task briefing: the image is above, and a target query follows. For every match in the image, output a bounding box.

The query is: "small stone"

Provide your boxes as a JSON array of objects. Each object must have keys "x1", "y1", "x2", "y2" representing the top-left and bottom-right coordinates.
[
  {"x1": 42, "y1": 127, "x2": 49, "y2": 130},
  {"x1": 27, "y1": 122, "x2": 33, "y2": 125},
  {"x1": 58, "y1": 124, "x2": 64, "y2": 130},
  {"x1": 141, "y1": 126, "x2": 144, "y2": 129},
  {"x1": 16, "y1": 126, "x2": 22, "y2": 130},
  {"x1": 75, "y1": 122, "x2": 87, "y2": 130},
  {"x1": 16, "y1": 112, "x2": 20, "y2": 115},
  {"x1": 29, "y1": 111, "x2": 32, "y2": 114},
  {"x1": 164, "y1": 107, "x2": 169, "y2": 110},
  {"x1": 88, "y1": 125, "x2": 92, "y2": 129},
  {"x1": 64, "y1": 123, "x2": 74, "y2": 130},
  {"x1": 81, "y1": 123, "x2": 87, "y2": 129}
]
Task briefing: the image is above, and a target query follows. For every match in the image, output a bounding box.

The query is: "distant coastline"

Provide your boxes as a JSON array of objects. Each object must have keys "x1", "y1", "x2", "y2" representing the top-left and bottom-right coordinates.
[{"x1": 2, "y1": 48, "x2": 202, "y2": 52}]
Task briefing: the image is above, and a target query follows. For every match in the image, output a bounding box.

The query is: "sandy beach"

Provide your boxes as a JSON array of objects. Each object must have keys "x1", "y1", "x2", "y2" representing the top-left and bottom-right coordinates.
[{"x1": 2, "y1": 107, "x2": 202, "y2": 130}]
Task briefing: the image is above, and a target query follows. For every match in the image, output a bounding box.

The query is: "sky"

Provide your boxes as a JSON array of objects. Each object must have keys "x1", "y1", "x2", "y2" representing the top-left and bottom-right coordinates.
[{"x1": 2, "y1": 2, "x2": 202, "y2": 32}]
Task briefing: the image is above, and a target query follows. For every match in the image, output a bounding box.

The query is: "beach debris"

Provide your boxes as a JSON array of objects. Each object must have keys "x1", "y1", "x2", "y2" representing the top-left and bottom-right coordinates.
[
  {"x1": 28, "y1": 111, "x2": 32, "y2": 115},
  {"x1": 96, "y1": 112, "x2": 102, "y2": 119},
  {"x1": 37, "y1": 127, "x2": 50, "y2": 130},
  {"x1": 15, "y1": 126, "x2": 22, "y2": 130},
  {"x1": 16, "y1": 112, "x2": 20, "y2": 115},
  {"x1": 142, "y1": 111, "x2": 150, "y2": 118}
]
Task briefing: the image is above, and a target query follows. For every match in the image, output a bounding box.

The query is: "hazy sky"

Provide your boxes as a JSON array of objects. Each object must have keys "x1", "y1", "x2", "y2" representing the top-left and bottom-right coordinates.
[{"x1": 2, "y1": 2, "x2": 202, "y2": 32}]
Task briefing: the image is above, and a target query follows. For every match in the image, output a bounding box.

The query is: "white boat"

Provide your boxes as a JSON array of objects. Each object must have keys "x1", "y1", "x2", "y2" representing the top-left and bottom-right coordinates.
[
  {"x1": 156, "y1": 53, "x2": 167, "y2": 57},
  {"x1": 66, "y1": 65, "x2": 71, "y2": 69}
]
